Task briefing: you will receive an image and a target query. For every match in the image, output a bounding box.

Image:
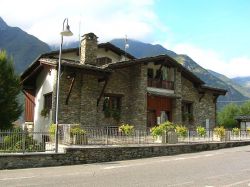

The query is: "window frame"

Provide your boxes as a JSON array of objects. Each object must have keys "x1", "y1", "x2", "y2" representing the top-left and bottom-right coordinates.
[
  {"x1": 44, "y1": 92, "x2": 52, "y2": 110},
  {"x1": 103, "y1": 93, "x2": 123, "y2": 112}
]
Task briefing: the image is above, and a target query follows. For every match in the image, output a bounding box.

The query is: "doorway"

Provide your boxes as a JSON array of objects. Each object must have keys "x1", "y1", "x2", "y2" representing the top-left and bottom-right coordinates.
[{"x1": 147, "y1": 110, "x2": 157, "y2": 128}]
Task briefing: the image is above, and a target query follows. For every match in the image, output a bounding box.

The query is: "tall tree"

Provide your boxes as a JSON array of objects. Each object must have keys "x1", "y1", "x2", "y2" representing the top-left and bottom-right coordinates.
[
  {"x1": 0, "y1": 50, "x2": 22, "y2": 129},
  {"x1": 239, "y1": 101, "x2": 250, "y2": 115},
  {"x1": 217, "y1": 103, "x2": 240, "y2": 128}
]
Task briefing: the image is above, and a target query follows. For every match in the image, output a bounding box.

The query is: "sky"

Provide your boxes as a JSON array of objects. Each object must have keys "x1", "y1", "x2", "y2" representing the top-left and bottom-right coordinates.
[{"x1": 1, "y1": 0, "x2": 250, "y2": 78}]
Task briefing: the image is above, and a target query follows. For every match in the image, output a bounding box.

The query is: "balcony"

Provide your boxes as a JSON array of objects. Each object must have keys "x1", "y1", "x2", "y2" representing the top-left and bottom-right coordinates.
[{"x1": 147, "y1": 78, "x2": 174, "y2": 90}]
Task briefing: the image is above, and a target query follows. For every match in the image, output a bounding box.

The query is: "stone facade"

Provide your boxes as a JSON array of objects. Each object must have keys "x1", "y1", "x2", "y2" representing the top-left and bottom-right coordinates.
[
  {"x1": 181, "y1": 77, "x2": 216, "y2": 128},
  {"x1": 58, "y1": 64, "x2": 147, "y2": 129},
  {"x1": 172, "y1": 70, "x2": 182, "y2": 124},
  {"x1": 57, "y1": 62, "x2": 218, "y2": 129},
  {"x1": 80, "y1": 33, "x2": 98, "y2": 65}
]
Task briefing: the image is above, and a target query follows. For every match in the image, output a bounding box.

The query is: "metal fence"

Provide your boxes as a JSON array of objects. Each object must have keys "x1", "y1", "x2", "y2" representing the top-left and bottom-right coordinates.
[
  {"x1": 177, "y1": 130, "x2": 250, "y2": 143},
  {"x1": 0, "y1": 129, "x2": 55, "y2": 154},
  {"x1": 1, "y1": 127, "x2": 250, "y2": 154},
  {"x1": 58, "y1": 126, "x2": 250, "y2": 146},
  {"x1": 58, "y1": 126, "x2": 155, "y2": 145}
]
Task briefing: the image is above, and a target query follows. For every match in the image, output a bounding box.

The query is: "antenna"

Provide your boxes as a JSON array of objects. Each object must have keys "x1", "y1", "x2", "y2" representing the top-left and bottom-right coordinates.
[{"x1": 124, "y1": 35, "x2": 129, "y2": 60}]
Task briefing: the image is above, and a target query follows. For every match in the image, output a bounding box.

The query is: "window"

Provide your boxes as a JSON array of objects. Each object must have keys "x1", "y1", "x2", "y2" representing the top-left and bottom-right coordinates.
[
  {"x1": 182, "y1": 102, "x2": 193, "y2": 122},
  {"x1": 103, "y1": 95, "x2": 122, "y2": 120},
  {"x1": 103, "y1": 96, "x2": 121, "y2": 111},
  {"x1": 147, "y1": 68, "x2": 154, "y2": 79},
  {"x1": 155, "y1": 69, "x2": 162, "y2": 79},
  {"x1": 44, "y1": 92, "x2": 52, "y2": 110}
]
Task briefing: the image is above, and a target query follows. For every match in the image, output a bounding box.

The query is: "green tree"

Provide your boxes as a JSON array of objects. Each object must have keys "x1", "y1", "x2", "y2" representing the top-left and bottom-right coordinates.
[
  {"x1": 0, "y1": 50, "x2": 22, "y2": 129},
  {"x1": 239, "y1": 101, "x2": 250, "y2": 115},
  {"x1": 217, "y1": 103, "x2": 239, "y2": 128}
]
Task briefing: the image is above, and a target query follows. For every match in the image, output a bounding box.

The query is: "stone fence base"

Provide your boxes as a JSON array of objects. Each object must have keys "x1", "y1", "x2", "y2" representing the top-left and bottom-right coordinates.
[{"x1": 1, "y1": 141, "x2": 250, "y2": 170}]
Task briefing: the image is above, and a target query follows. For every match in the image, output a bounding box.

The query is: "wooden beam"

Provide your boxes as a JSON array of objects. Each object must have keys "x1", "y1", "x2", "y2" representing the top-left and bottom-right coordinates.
[
  {"x1": 65, "y1": 74, "x2": 76, "y2": 105},
  {"x1": 97, "y1": 78, "x2": 109, "y2": 106},
  {"x1": 20, "y1": 64, "x2": 42, "y2": 84},
  {"x1": 155, "y1": 64, "x2": 163, "y2": 80}
]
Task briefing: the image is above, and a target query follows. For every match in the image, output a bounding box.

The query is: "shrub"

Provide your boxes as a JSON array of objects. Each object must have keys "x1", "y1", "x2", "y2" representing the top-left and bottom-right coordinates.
[
  {"x1": 70, "y1": 125, "x2": 86, "y2": 136},
  {"x1": 232, "y1": 127, "x2": 240, "y2": 136},
  {"x1": 150, "y1": 121, "x2": 176, "y2": 138},
  {"x1": 176, "y1": 125, "x2": 188, "y2": 138},
  {"x1": 3, "y1": 129, "x2": 22, "y2": 149},
  {"x1": 214, "y1": 126, "x2": 226, "y2": 139},
  {"x1": 247, "y1": 127, "x2": 250, "y2": 136},
  {"x1": 119, "y1": 124, "x2": 134, "y2": 135},
  {"x1": 150, "y1": 125, "x2": 164, "y2": 138},
  {"x1": 196, "y1": 126, "x2": 206, "y2": 137},
  {"x1": 161, "y1": 121, "x2": 176, "y2": 132},
  {"x1": 40, "y1": 108, "x2": 49, "y2": 117},
  {"x1": 3, "y1": 128, "x2": 42, "y2": 152},
  {"x1": 49, "y1": 124, "x2": 56, "y2": 139}
]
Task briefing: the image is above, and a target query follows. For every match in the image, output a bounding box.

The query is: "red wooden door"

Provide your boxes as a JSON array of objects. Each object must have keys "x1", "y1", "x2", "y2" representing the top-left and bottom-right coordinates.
[{"x1": 24, "y1": 89, "x2": 35, "y2": 122}]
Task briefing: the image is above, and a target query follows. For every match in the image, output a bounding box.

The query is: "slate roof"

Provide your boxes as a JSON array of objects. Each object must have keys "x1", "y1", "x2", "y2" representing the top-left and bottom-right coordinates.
[
  {"x1": 20, "y1": 42, "x2": 227, "y2": 95},
  {"x1": 235, "y1": 115, "x2": 250, "y2": 121}
]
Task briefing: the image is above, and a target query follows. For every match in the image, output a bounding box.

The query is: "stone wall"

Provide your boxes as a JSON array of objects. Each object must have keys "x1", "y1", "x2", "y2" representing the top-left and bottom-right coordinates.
[
  {"x1": 58, "y1": 64, "x2": 147, "y2": 129},
  {"x1": 96, "y1": 64, "x2": 147, "y2": 128},
  {"x1": 197, "y1": 90, "x2": 216, "y2": 128},
  {"x1": 172, "y1": 70, "x2": 182, "y2": 124},
  {"x1": 57, "y1": 62, "x2": 216, "y2": 129},
  {"x1": 80, "y1": 33, "x2": 98, "y2": 65},
  {"x1": 58, "y1": 68, "x2": 82, "y2": 124},
  {"x1": 181, "y1": 77, "x2": 216, "y2": 128},
  {"x1": 1, "y1": 141, "x2": 250, "y2": 170}
]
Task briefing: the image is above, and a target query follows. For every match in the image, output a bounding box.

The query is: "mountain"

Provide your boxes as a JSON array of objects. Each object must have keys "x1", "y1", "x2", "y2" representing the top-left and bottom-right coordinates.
[
  {"x1": 208, "y1": 71, "x2": 250, "y2": 98},
  {"x1": 110, "y1": 39, "x2": 250, "y2": 108},
  {"x1": 232, "y1": 76, "x2": 250, "y2": 92},
  {"x1": 0, "y1": 17, "x2": 50, "y2": 73}
]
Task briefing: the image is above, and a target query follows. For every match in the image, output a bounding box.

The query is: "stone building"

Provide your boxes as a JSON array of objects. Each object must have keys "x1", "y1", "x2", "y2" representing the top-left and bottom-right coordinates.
[{"x1": 21, "y1": 33, "x2": 226, "y2": 132}]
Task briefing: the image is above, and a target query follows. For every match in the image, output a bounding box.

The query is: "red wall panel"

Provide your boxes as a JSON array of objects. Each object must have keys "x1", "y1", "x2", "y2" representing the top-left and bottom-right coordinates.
[{"x1": 147, "y1": 95, "x2": 172, "y2": 111}]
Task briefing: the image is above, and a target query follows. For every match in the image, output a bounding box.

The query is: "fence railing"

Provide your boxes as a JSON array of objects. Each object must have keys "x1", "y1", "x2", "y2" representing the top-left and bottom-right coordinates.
[
  {"x1": 0, "y1": 129, "x2": 55, "y2": 154},
  {"x1": 177, "y1": 130, "x2": 250, "y2": 143},
  {"x1": 59, "y1": 126, "x2": 155, "y2": 145},
  {"x1": 1, "y1": 127, "x2": 250, "y2": 154},
  {"x1": 147, "y1": 78, "x2": 174, "y2": 90},
  {"x1": 58, "y1": 126, "x2": 250, "y2": 146}
]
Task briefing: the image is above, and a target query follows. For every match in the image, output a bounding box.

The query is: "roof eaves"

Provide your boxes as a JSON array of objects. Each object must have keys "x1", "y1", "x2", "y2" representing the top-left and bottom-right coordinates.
[
  {"x1": 40, "y1": 57, "x2": 112, "y2": 73},
  {"x1": 20, "y1": 54, "x2": 42, "y2": 79},
  {"x1": 201, "y1": 85, "x2": 227, "y2": 95}
]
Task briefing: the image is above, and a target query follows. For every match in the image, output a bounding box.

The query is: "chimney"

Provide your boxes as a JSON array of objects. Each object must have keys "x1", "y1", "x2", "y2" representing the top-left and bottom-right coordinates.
[{"x1": 80, "y1": 32, "x2": 98, "y2": 65}]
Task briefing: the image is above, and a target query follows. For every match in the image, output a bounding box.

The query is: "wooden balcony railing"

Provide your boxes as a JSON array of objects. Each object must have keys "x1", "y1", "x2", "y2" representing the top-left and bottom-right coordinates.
[{"x1": 147, "y1": 78, "x2": 174, "y2": 90}]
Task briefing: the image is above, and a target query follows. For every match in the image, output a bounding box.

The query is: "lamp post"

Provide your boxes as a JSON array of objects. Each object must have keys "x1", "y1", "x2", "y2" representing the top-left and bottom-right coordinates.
[{"x1": 55, "y1": 18, "x2": 73, "y2": 153}]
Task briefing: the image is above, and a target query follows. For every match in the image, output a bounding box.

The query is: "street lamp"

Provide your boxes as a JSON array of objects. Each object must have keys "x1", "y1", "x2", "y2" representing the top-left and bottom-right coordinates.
[{"x1": 55, "y1": 18, "x2": 73, "y2": 153}]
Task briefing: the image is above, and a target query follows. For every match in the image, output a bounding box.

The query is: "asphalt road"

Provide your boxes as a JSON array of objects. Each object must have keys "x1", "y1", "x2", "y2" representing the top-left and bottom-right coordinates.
[{"x1": 1, "y1": 146, "x2": 250, "y2": 187}]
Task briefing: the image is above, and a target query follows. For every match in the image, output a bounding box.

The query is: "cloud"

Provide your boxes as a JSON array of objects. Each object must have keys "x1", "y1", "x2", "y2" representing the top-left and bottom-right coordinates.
[
  {"x1": 2, "y1": 0, "x2": 248, "y2": 78},
  {"x1": 0, "y1": 0, "x2": 165, "y2": 44},
  {"x1": 170, "y1": 43, "x2": 250, "y2": 78}
]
